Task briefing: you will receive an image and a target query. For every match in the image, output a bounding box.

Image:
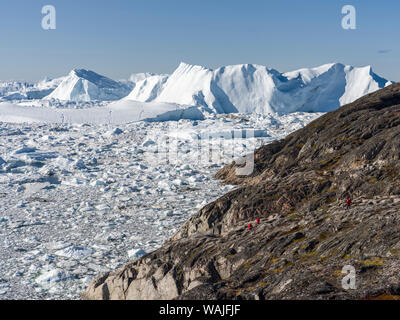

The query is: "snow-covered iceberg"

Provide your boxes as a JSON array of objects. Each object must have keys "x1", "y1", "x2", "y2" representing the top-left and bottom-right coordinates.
[
  {"x1": 0, "y1": 62, "x2": 394, "y2": 121},
  {"x1": 45, "y1": 69, "x2": 131, "y2": 102},
  {"x1": 0, "y1": 77, "x2": 65, "y2": 101},
  {"x1": 142, "y1": 62, "x2": 393, "y2": 114},
  {"x1": 124, "y1": 75, "x2": 169, "y2": 102},
  {"x1": 0, "y1": 100, "x2": 204, "y2": 124}
]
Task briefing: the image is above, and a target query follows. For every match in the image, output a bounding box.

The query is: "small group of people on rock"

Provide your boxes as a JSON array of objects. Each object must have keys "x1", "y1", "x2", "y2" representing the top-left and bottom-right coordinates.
[{"x1": 248, "y1": 218, "x2": 260, "y2": 230}]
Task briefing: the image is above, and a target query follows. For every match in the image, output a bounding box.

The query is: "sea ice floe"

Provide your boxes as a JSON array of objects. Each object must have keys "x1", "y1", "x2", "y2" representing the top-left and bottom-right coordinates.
[
  {"x1": 165, "y1": 210, "x2": 174, "y2": 217},
  {"x1": 95, "y1": 204, "x2": 111, "y2": 211},
  {"x1": 13, "y1": 147, "x2": 37, "y2": 155},
  {"x1": 80, "y1": 206, "x2": 94, "y2": 213},
  {"x1": 54, "y1": 246, "x2": 94, "y2": 260},
  {"x1": 0, "y1": 284, "x2": 10, "y2": 295},
  {"x1": 90, "y1": 180, "x2": 106, "y2": 187},
  {"x1": 45, "y1": 241, "x2": 73, "y2": 251},
  {"x1": 142, "y1": 139, "x2": 156, "y2": 147},
  {"x1": 127, "y1": 249, "x2": 147, "y2": 260},
  {"x1": 35, "y1": 269, "x2": 74, "y2": 287},
  {"x1": 73, "y1": 159, "x2": 86, "y2": 170},
  {"x1": 62, "y1": 177, "x2": 86, "y2": 186},
  {"x1": 5, "y1": 159, "x2": 26, "y2": 170},
  {"x1": 105, "y1": 128, "x2": 123, "y2": 136},
  {"x1": 39, "y1": 254, "x2": 55, "y2": 262},
  {"x1": 102, "y1": 231, "x2": 126, "y2": 242}
]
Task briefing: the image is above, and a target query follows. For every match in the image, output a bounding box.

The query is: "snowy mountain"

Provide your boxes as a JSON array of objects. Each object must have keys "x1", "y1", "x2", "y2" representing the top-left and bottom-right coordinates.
[
  {"x1": 45, "y1": 69, "x2": 132, "y2": 102},
  {"x1": 127, "y1": 62, "x2": 393, "y2": 114}
]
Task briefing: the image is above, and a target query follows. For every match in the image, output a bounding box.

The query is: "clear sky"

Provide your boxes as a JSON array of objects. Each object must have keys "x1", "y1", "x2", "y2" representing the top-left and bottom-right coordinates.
[{"x1": 0, "y1": 0, "x2": 398, "y2": 81}]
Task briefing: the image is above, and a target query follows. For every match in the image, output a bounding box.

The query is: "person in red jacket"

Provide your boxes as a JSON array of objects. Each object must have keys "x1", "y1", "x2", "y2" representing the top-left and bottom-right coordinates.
[
  {"x1": 346, "y1": 197, "x2": 352, "y2": 210},
  {"x1": 248, "y1": 223, "x2": 253, "y2": 230}
]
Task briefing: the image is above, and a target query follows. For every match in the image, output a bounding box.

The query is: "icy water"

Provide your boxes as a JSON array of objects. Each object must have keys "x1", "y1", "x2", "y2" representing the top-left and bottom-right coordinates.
[{"x1": 0, "y1": 112, "x2": 322, "y2": 299}]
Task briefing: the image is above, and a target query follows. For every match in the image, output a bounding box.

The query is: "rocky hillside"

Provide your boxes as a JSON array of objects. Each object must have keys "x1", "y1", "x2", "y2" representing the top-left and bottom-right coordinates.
[{"x1": 83, "y1": 83, "x2": 400, "y2": 300}]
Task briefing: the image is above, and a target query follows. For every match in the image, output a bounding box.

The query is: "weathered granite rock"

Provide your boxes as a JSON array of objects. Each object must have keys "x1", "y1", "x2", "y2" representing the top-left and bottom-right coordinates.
[{"x1": 84, "y1": 83, "x2": 400, "y2": 300}]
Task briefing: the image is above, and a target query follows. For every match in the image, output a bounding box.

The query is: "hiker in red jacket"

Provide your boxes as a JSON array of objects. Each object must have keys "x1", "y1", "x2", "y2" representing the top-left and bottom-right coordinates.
[
  {"x1": 248, "y1": 223, "x2": 253, "y2": 230},
  {"x1": 346, "y1": 197, "x2": 352, "y2": 210}
]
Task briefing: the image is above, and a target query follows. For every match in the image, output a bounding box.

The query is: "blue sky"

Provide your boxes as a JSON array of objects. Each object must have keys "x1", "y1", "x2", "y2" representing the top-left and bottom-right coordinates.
[{"x1": 0, "y1": 0, "x2": 398, "y2": 81}]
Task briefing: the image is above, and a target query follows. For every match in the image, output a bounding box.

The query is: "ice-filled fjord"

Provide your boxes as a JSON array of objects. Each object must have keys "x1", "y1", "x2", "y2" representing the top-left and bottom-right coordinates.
[
  {"x1": 0, "y1": 61, "x2": 393, "y2": 299},
  {"x1": 0, "y1": 111, "x2": 322, "y2": 299}
]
